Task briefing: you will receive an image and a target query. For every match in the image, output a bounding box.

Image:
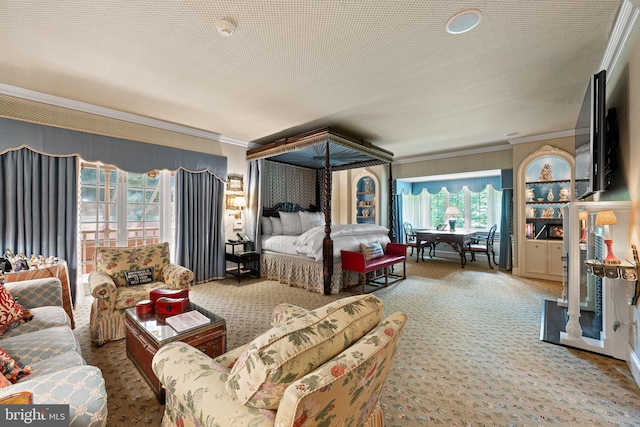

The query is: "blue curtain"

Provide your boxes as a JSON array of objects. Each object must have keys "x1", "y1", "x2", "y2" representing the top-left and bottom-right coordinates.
[
  {"x1": 175, "y1": 169, "x2": 226, "y2": 284},
  {"x1": 0, "y1": 147, "x2": 78, "y2": 303},
  {"x1": 392, "y1": 180, "x2": 404, "y2": 243},
  {"x1": 499, "y1": 189, "x2": 513, "y2": 270},
  {"x1": 246, "y1": 159, "x2": 264, "y2": 251}
]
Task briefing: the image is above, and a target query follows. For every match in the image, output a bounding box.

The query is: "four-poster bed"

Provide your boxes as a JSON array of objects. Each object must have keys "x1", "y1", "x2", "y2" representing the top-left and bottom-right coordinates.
[{"x1": 246, "y1": 128, "x2": 395, "y2": 295}]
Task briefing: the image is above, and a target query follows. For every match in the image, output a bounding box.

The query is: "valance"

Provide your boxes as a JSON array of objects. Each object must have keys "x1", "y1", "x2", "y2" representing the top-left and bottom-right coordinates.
[
  {"x1": 0, "y1": 117, "x2": 227, "y2": 179},
  {"x1": 403, "y1": 176, "x2": 502, "y2": 195}
]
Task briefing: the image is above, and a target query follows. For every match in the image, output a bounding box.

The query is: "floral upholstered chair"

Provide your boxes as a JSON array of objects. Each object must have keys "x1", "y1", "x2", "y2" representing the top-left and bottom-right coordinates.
[
  {"x1": 89, "y1": 242, "x2": 193, "y2": 345},
  {"x1": 152, "y1": 294, "x2": 407, "y2": 427}
]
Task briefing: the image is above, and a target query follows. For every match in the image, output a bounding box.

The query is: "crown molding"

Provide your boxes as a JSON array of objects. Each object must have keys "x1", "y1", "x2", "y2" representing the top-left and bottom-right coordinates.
[
  {"x1": 600, "y1": 0, "x2": 640, "y2": 79},
  {"x1": 393, "y1": 143, "x2": 512, "y2": 165},
  {"x1": 508, "y1": 129, "x2": 575, "y2": 145},
  {"x1": 0, "y1": 83, "x2": 251, "y2": 147}
]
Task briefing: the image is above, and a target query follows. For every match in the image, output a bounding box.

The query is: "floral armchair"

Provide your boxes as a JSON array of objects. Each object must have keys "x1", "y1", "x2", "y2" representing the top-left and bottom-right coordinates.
[
  {"x1": 152, "y1": 294, "x2": 407, "y2": 427},
  {"x1": 89, "y1": 242, "x2": 193, "y2": 345}
]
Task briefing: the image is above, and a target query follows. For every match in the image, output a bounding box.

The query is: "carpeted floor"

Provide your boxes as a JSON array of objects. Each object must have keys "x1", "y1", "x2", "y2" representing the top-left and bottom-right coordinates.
[{"x1": 73, "y1": 257, "x2": 640, "y2": 426}]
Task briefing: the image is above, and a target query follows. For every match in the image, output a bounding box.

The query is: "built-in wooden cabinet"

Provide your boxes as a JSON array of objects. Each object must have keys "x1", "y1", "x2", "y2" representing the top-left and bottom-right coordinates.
[{"x1": 515, "y1": 145, "x2": 574, "y2": 281}]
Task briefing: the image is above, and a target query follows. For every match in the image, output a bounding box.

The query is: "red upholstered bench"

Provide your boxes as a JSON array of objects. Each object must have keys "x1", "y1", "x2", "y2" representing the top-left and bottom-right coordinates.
[{"x1": 341, "y1": 243, "x2": 407, "y2": 293}]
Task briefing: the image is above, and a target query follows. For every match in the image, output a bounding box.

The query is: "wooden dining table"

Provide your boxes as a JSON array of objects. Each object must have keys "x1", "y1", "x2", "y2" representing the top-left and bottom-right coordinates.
[{"x1": 414, "y1": 229, "x2": 476, "y2": 268}]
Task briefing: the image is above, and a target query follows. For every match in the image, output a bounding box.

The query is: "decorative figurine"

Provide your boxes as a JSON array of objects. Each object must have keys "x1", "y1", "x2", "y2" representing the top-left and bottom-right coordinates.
[
  {"x1": 541, "y1": 207, "x2": 555, "y2": 218},
  {"x1": 527, "y1": 208, "x2": 537, "y2": 218},
  {"x1": 539, "y1": 163, "x2": 554, "y2": 181},
  {"x1": 558, "y1": 187, "x2": 570, "y2": 201},
  {"x1": 363, "y1": 177, "x2": 373, "y2": 193},
  {"x1": 362, "y1": 208, "x2": 370, "y2": 217},
  {"x1": 547, "y1": 188, "x2": 554, "y2": 202}
]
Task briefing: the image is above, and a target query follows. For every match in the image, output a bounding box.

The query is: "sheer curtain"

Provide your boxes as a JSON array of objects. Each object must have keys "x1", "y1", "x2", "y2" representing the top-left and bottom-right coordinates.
[
  {"x1": 175, "y1": 169, "x2": 226, "y2": 284},
  {"x1": 0, "y1": 147, "x2": 78, "y2": 303}
]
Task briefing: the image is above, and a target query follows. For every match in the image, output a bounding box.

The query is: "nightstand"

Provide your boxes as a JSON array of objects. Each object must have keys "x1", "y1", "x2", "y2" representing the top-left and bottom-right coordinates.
[{"x1": 225, "y1": 241, "x2": 260, "y2": 282}]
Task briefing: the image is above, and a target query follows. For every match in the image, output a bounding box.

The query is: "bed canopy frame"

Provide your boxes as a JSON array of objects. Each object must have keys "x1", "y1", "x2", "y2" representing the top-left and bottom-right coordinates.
[{"x1": 246, "y1": 127, "x2": 395, "y2": 295}]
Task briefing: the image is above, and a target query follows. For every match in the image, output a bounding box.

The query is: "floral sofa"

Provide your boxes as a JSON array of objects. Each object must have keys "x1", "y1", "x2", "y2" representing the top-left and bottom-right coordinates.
[
  {"x1": 0, "y1": 277, "x2": 108, "y2": 426},
  {"x1": 89, "y1": 242, "x2": 194, "y2": 345},
  {"x1": 152, "y1": 294, "x2": 407, "y2": 427}
]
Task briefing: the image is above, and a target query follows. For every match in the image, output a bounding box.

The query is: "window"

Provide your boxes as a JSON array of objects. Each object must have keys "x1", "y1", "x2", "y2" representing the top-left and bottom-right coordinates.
[
  {"x1": 79, "y1": 162, "x2": 175, "y2": 278},
  {"x1": 402, "y1": 185, "x2": 501, "y2": 232}
]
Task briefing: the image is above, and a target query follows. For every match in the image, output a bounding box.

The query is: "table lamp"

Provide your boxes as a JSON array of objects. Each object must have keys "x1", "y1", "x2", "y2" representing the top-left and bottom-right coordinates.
[
  {"x1": 444, "y1": 206, "x2": 461, "y2": 231},
  {"x1": 595, "y1": 210, "x2": 620, "y2": 264},
  {"x1": 579, "y1": 210, "x2": 588, "y2": 242}
]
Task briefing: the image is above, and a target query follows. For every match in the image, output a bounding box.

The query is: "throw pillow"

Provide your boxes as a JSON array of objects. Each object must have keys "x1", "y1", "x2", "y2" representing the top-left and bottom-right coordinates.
[
  {"x1": 0, "y1": 372, "x2": 10, "y2": 388},
  {"x1": 0, "y1": 347, "x2": 32, "y2": 384},
  {"x1": 360, "y1": 241, "x2": 384, "y2": 261},
  {"x1": 279, "y1": 211, "x2": 302, "y2": 235},
  {"x1": 124, "y1": 268, "x2": 155, "y2": 286},
  {"x1": 261, "y1": 216, "x2": 273, "y2": 235},
  {"x1": 299, "y1": 211, "x2": 324, "y2": 233},
  {"x1": 270, "y1": 217, "x2": 283, "y2": 235},
  {"x1": 0, "y1": 284, "x2": 33, "y2": 336},
  {"x1": 225, "y1": 294, "x2": 384, "y2": 409}
]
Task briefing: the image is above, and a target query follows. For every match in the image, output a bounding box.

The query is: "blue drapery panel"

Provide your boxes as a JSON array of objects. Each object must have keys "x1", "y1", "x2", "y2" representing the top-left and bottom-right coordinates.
[
  {"x1": 499, "y1": 189, "x2": 513, "y2": 270},
  {"x1": 392, "y1": 180, "x2": 404, "y2": 243},
  {"x1": 246, "y1": 159, "x2": 264, "y2": 250},
  {"x1": 0, "y1": 117, "x2": 227, "y2": 178},
  {"x1": 410, "y1": 176, "x2": 501, "y2": 194},
  {"x1": 175, "y1": 169, "x2": 226, "y2": 284},
  {"x1": 0, "y1": 147, "x2": 78, "y2": 303}
]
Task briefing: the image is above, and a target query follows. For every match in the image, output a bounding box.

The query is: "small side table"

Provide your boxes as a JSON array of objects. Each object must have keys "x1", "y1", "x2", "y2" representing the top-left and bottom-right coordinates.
[{"x1": 225, "y1": 241, "x2": 260, "y2": 283}]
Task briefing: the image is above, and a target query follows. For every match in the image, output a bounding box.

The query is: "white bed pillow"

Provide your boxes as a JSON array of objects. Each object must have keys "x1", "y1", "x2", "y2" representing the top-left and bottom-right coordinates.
[
  {"x1": 270, "y1": 217, "x2": 283, "y2": 235},
  {"x1": 299, "y1": 211, "x2": 324, "y2": 233},
  {"x1": 261, "y1": 217, "x2": 273, "y2": 235},
  {"x1": 279, "y1": 211, "x2": 302, "y2": 235}
]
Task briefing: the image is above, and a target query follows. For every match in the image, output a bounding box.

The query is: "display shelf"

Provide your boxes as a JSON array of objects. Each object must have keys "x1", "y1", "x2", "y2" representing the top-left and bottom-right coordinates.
[
  {"x1": 515, "y1": 145, "x2": 574, "y2": 281},
  {"x1": 355, "y1": 175, "x2": 377, "y2": 225}
]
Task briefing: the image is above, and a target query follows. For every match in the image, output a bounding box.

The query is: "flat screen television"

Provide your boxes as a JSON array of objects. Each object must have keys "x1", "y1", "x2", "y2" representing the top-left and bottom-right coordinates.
[{"x1": 575, "y1": 70, "x2": 606, "y2": 200}]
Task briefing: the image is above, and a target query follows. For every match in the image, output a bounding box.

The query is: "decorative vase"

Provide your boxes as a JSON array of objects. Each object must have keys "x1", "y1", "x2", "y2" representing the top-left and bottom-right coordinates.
[
  {"x1": 526, "y1": 188, "x2": 535, "y2": 202},
  {"x1": 547, "y1": 188, "x2": 554, "y2": 202}
]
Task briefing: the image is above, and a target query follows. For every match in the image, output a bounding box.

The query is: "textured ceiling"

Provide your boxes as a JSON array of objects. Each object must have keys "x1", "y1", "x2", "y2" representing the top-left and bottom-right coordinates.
[{"x1": 0, "y1": 0, "x2": 623, "y2": 160}]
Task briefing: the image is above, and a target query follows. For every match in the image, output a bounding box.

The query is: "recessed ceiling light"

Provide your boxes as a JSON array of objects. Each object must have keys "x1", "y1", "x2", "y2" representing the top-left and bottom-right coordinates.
[
  {"x1": 446, "y1": 10, "x2": 482, "y2": 34},
  {"x1": 216, "y1": 19, "x2": 236, "y2": 37}
]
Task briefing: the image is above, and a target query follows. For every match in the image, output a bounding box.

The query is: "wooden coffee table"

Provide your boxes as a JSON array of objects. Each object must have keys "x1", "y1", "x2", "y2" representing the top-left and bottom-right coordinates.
[{"x1": 124, "y1": 302, "x2": 227, "y2": 403}]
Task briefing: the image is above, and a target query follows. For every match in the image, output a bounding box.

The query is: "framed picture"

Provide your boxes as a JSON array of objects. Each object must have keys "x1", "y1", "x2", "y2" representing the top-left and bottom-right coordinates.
[
  {"x1": 547, "y1": 224, "x2": 563, "y2": 239},
  {"x1": 227, "y1": 174, "x2": 243, "y2": 191}
]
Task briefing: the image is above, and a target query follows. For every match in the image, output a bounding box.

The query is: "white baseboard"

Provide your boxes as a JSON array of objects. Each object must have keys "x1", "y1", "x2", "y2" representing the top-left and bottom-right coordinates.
[{"x1": 627, "y1": 343, "x2": 640, "y2": 389}]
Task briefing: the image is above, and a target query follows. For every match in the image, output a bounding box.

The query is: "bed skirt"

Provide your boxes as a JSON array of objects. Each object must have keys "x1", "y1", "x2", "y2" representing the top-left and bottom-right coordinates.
[{"x1": 260, "y1": 252, "x2": 347, "y2": 295}]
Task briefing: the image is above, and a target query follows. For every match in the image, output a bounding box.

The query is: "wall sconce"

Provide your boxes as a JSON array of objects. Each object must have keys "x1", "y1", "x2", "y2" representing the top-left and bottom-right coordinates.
[
  {"x1": 595, "y1": 210, "x2": 619, "y2": 264},
  {"x1": 232, "y1": 196, "x2": 246, "y2": 219}
]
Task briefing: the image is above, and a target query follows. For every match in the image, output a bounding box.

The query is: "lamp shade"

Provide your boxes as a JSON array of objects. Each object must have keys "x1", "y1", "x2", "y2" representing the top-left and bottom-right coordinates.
[
  {"x1": 595, "y1": 210, "x2": 617, "y2": 226},
  {"x1": 579, "y1": 211, "x2": 588, "y2": 221},
  {"x1": 233, "y1": 196, "x2": 246, "y2": 208},
  {"x1": 444, "y1": 206, "x2": 461, "y2": 216}
]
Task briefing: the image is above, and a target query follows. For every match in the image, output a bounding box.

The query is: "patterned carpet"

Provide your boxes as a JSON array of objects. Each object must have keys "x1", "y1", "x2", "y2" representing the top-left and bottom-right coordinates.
[{"x1": 73, "y1": 257, "x2": 640, "y2": 426}]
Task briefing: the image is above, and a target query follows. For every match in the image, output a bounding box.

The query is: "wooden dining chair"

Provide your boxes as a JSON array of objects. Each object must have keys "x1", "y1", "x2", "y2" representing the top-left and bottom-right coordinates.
[{"x1": 467, "y1": 224, "x2": 498, "y2": 268}]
